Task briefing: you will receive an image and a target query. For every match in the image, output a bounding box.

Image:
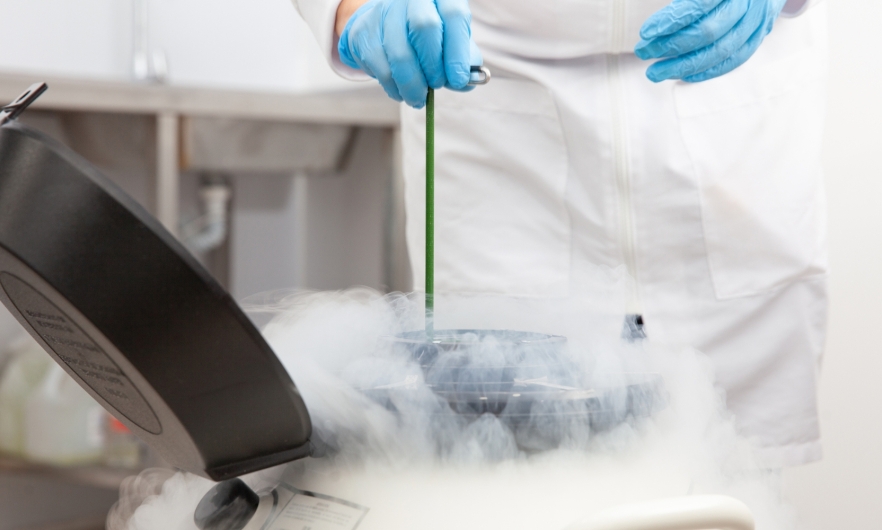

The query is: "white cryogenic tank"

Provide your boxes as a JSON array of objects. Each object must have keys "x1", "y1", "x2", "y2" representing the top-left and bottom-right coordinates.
[
  {"x1": 190, "y1": 459, "x2": 753, "y2": 530},
  {"x1": 0, "y1": 85, "x2": 764, "y2": 530}
]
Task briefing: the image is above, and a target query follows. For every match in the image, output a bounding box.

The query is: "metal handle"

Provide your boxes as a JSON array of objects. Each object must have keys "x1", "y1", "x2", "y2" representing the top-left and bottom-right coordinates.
[
  {"x1": 0, "y1": 82, "x2": 47, "y2": 126},
  {"x1": 468, "y1": 65, "x2": 491, "y2": 86},
  {"x1": 562, "y1": 495, "x2": 755, "y2": 530}
]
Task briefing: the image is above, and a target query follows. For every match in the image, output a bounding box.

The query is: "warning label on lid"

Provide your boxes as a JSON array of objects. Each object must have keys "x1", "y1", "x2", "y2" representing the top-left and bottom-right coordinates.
[{"x1": 268, "y1": 490, "x2": 369, "y2": 530}]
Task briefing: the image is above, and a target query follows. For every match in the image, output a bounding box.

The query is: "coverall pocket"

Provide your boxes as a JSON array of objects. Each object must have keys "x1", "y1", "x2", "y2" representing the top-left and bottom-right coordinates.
[
  {"x1": 672, "y1": 6, "x2": 828, "y2": 299},
  {"x1": 403, "y1": 77, "x2": 571, "y2": 297}
]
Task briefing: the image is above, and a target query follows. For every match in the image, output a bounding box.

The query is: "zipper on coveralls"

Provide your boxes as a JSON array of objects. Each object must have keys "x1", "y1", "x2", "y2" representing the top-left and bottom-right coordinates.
[{"x1": 609, "y1": 0, "x2": 644, "y2": 323}]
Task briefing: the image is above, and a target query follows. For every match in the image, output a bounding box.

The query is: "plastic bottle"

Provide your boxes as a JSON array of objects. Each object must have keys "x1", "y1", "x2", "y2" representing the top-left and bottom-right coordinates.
[
  {"x1": 23, "y1": 363, "x2": 106, "y2": 465},
  {"x1": 104, "y1": 414, "x2": 144, "y2": 468},
  {"x1": 0, "y1": 337, "x2": 52, "y2": 455}
]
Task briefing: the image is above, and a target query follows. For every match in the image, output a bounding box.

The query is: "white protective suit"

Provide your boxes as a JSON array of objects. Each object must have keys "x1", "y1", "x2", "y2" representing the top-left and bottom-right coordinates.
[{"x1": 292, "y1": 0, "x2": 829, "y2": 466}]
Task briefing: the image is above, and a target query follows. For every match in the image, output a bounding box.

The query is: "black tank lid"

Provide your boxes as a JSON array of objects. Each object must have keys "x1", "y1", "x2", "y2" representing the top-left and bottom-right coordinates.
[{"x1": 0, "y1": 84, "x2": 313, "y2": 480}]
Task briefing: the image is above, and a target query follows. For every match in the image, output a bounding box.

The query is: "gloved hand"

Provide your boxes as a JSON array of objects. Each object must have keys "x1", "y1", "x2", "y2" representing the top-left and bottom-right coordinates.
[
  {"x1": 338, "y1": 0, "x2": 480, "y2": 108},
  {"x1": 634, "y1": 0, "x2": 787, "y2": 83}
]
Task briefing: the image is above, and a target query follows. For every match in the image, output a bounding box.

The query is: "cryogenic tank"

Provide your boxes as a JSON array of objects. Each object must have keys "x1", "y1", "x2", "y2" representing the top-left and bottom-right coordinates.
[{"x1": 0, "y1": 84, "x2": 754, "y2": 530}]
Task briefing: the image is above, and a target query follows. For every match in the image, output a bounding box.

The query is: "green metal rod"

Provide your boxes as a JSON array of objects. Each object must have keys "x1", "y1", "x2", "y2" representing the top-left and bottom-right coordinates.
[{"x1": 425, "y1": 88, "x2": 434, "y2": 337}]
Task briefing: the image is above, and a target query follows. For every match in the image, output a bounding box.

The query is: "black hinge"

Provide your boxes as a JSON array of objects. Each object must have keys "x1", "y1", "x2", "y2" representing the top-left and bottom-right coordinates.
[{"x1": 622, "y1": 313, "x2": 647, "y2": 342}]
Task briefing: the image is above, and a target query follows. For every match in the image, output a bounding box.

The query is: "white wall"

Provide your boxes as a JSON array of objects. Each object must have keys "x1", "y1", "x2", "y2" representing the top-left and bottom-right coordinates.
[
  {"x1": 147, "y1": 0, "x2": 348, "y2": 91},
  {"x1": 781, "y1": 1, "x2": 882, "y2": 529},
  {"x1": 0, "y1": 0, "x2": 130, "y2": 80},
  {"x1": 0, "y1": 0, "x2": 349, "y2": 92},
  {"x1": 228, "y1": 172, "x2": 306, "y2": 299}
]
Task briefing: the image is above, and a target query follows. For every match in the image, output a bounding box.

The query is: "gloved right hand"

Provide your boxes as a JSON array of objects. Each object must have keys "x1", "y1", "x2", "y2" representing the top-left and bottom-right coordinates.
[
  {"x1": 337, "y1": 0, "x2": 479, "y2": 108},
  {"x1": 634, "y1": 0, "x2": 787, "y2": 82}
]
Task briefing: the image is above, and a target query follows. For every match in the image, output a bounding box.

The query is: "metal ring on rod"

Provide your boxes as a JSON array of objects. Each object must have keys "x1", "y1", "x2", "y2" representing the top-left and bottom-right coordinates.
[{"x1": 468, "y1": 66, "x2": 491, "y2": 85}]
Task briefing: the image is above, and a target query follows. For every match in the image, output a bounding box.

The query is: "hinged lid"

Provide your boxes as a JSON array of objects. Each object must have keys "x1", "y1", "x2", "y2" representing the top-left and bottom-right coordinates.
[{"x1": 0, "y1": 85, "x2": 313, "y2": 480}]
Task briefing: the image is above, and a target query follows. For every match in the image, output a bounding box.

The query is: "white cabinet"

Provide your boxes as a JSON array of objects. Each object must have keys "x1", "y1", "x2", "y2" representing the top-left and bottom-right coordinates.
[
  {"x1": 0, "y1": 0, "x2": 351, "y2": 92},
  {"x1": 0, "y1": 0, "x2": 128, "y2": 80}
]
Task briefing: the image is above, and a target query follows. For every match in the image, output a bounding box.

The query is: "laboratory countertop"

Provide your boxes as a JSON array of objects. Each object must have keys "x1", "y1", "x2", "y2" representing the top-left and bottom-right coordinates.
[
  {"x1": 0, "y1": 71, "x2": 401, "y2": 127},
  {"x1": 0, "y1": 455, "x2": 139, "y2": 490},
  {"x1": 0, "y1": 456, "x2": 128, "y2": 530}
]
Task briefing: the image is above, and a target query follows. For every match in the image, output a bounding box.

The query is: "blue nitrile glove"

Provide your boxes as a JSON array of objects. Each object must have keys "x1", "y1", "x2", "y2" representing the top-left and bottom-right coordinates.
[
  {"x1": 634, "y1": 0, "x2": 787, "y2": 83},
  {"x1": 338, "y1": 0, "x2": 481, "y2": 109}
]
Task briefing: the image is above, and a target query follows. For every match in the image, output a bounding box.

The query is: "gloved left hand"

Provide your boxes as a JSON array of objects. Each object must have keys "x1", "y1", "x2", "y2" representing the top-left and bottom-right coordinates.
[{"x1": 634, "y1": 0, "x2": 787, "y2": 83}]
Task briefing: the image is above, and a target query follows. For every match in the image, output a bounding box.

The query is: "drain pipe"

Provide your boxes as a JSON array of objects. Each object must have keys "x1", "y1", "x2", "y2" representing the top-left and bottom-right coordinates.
[{"x1": 182, "y1": 175, "x2": 232, "y2": 254}]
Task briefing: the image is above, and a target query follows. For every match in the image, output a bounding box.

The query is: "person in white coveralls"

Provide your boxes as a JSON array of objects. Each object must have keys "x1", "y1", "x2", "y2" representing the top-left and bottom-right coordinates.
[{"x1": 290, "y1": 0, "x2": 828, "y2": 467}]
